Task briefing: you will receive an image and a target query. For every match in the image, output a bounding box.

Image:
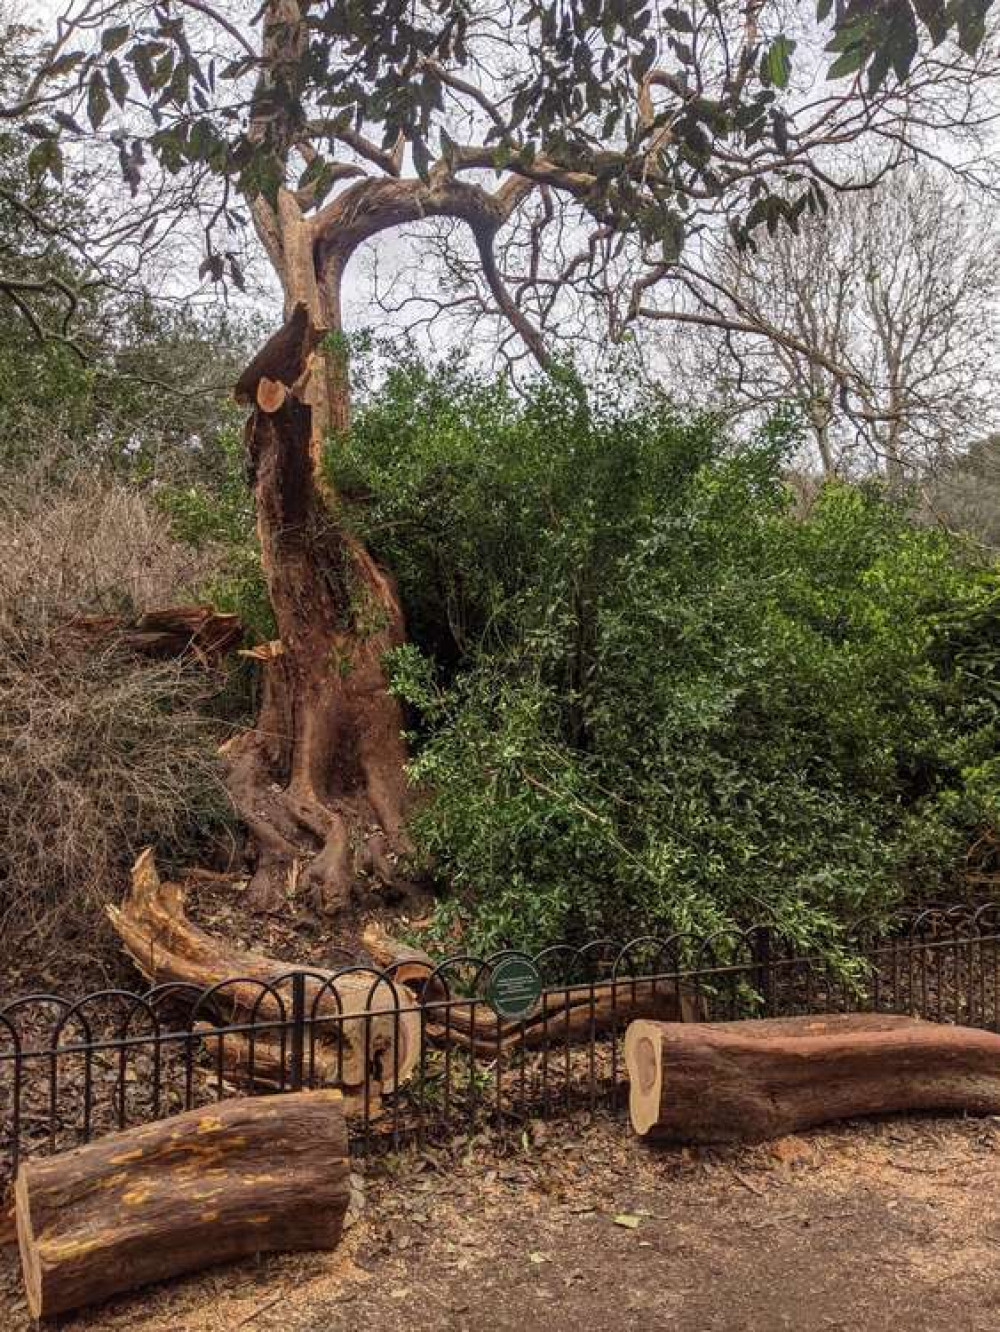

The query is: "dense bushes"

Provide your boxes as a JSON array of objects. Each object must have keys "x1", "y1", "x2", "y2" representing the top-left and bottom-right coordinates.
[{"x1": 335, "y1": 363, "x2": 1000, "y2": 954}]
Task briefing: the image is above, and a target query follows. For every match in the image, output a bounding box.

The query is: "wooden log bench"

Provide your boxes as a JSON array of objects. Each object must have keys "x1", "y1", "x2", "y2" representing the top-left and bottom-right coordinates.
[
  {"x1": 15, "y1": 1089, "x2": 349, "y2": 1320},
  {"x1": 624, "y1": 1013, "x2": 1000, "y2": 1143}
]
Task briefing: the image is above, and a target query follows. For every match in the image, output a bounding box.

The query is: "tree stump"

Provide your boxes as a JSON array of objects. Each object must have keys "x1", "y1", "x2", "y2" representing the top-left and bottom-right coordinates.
[
  {"x1": 624, "y1": 1013, "x2": 1000, "y2": 1142},
  {"x1": 15, "y1": 1090, "x2": 349, "y2": 1321}
]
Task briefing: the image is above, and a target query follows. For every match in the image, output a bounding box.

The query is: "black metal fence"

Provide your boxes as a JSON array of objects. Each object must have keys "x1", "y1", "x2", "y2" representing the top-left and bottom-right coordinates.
[{"x1": 3, "y1": 902, "x2": 999, "y2": 1187}]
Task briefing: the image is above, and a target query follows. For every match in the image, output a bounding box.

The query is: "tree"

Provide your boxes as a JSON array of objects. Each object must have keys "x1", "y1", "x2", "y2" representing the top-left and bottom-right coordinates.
[
  {"x1": 20, "y1": 0, "x2": 999, "y2": 914},
  {"x1": 645, "y1": 165, "x2": 1000, "y2": 489}
]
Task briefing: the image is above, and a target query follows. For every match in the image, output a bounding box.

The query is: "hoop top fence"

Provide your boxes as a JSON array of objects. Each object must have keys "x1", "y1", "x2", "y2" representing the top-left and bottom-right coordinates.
[{"x1": 3, "y1": 904, "x2": 999, "y2": 1187}]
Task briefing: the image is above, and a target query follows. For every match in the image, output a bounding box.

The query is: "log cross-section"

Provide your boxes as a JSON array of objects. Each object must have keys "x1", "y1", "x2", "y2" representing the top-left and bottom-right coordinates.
[
  {"x1": 15, "y1": 1090, "x2": 350, "y2": 1321},
  {"x1": 625, "y1": 1014, "x2": 1000, "y2": 1143}
]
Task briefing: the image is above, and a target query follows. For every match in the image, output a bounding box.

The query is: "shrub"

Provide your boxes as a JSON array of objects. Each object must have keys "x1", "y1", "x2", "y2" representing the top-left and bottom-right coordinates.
[{"x1": 336, "y1": 363, "x2": 1000, "y2": 955}]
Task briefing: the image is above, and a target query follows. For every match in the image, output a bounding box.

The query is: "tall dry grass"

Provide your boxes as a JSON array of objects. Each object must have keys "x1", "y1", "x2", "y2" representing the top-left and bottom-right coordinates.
[{"x1": 0, "y1": 470, "x2": 236, "y2": 977}]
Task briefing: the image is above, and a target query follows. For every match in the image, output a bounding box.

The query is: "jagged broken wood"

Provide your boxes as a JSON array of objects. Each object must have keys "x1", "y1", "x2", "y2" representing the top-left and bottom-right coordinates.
[
  {"x1": 226, "y1": 303, "x2": 414, "y2": 913},
  {"x1": 108, "y1": 850, "x2": 420, "y2": 1110},
  {"x1": 15, "y1": 1090, "x2": 349, "y2": 1320},
  {"x1": 71, "y1": 605, "x2": 243, "y2": 662},
  {"x1": 625, "y1": 1013, "x2": 1000, "y2": 1142}
]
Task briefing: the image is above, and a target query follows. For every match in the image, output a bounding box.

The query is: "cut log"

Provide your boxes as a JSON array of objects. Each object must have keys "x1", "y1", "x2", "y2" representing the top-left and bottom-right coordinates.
[
  {"x1": 361, "y1": 925, "x2": 704, "y2": 1055},
  {"x1": 194, "y1": 1023, "x2": 383, "y2": 1119},
  {"x1": 625, "y1": 1013, "x2": 1000, "y2": 1143},
  {"x1": 361, "y1": 922, "x2": 448, "y2": 1001},
  {"x1": 15, "y1": 1090, "x2": 348, "y2": 1321},
  {"x1": 108, "y1": 850, "x2": 420, "y2": 1109}
]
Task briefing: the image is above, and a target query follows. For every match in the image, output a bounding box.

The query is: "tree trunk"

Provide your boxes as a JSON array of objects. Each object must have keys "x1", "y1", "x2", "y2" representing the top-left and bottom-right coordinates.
[
  {"x1": 225, "y1": 300, "x2": 413, "y2": 913},
  {"x1": 15, "y1": 1089, "x2": 349, "y2": 1320},
  {"x1": 108, "y1": 849, "x2": 420, "y2": 1101},
  {"x1": 625, "y1": 1014, "x2": 1000, "y2": 1143}
]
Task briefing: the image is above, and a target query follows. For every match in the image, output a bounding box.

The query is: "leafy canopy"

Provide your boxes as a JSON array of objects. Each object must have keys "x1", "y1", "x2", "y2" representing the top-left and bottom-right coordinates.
[{"x1": 26, "y1": 1, "x2": 996, "y2": 265}]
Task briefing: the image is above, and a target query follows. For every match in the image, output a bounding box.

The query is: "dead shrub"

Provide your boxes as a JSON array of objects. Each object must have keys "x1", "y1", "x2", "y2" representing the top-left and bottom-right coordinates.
[{"x1": 0, "y1": 470, "x2": 235, "y2": 976}]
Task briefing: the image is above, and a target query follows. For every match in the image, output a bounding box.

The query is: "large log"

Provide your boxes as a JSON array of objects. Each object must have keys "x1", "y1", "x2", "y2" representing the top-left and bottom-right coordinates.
[
  {"x1": 108, "y1": 850, "x2": 420, "y2": 1107},
  {"x1": 624, "y1": 1013, "x2": 1000, "y2": 1143},
  {"x1": 15, "y1": 1090, "x2": 349, "y2": 1320},
  {"x1": 423, "y1": 979, "x2": 705, "y2": 1057}
]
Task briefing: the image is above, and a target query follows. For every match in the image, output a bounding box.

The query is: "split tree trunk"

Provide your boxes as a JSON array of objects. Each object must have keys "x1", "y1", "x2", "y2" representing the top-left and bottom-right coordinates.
[
  {"x1": 625, "y1": 1013, "x2": 1000, "y2": 1143},
  {"x1": 225, "y1": 303, "x2": 413, "y2": 913},
  {"x1": 15, "y1": 1090, "x2": 349, "y2": 1321},
  {"x1": 108, "y1": 849, "x2": 420, "y2": 1108}
]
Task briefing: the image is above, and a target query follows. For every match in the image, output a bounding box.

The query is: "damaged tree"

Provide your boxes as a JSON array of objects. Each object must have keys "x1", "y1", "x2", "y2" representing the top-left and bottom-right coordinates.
[
  {"x1": 108, "y1": 849, "x2": 420, "y2": 1111},
  {"x1": 223, "y1": 303, "x2": 415, "y2": 911}
]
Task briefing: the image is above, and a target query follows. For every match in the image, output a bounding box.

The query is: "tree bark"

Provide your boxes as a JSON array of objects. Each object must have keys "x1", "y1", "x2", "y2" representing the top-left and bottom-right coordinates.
[
  {"x1": 225, "y1": 303, "x2": 413, "y2": 912},
  {"x1": 108, "y1": 849, "x2": 420, "y2": 1101},
  {"x1": 625, "y1": 1014, "x2": 1000, "y2": 1143},
  {"x1": 15, "y1": 1089, "x2": 349, "y2": 1321}
]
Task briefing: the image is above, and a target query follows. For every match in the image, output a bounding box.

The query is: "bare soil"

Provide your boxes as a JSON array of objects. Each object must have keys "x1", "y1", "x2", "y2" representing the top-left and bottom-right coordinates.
[{"x1": 4, "y1": 1112, "x2": 1000, "y2": 1331}]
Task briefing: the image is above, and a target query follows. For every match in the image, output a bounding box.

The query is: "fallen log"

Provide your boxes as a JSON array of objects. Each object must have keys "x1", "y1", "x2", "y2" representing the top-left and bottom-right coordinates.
[
  {"x1": 194, "y1": 1022, "x2": 384, "y2": 1118},
  {"x1": 108, "y1": 850, "x2": 420, "y2": 1108},
  {"x1": 424, "y1": 978, "x2": 705, "y2": 1057},
  {"x1": 361, "y1": 925, "x2": 705, "y2": 1055},
  {"x1": 625, "y1": 1013, "x2": 1000, "y2": 1143},
  {"x1": 361, "y1": 922, "x2": 448, "y2": 1001},
  {"x1": 15, "y1": 1090, "x2": 348, "y2": 1321},
  {"x1": 71, "y1": 605, "x2": 243, "y2": 662}
]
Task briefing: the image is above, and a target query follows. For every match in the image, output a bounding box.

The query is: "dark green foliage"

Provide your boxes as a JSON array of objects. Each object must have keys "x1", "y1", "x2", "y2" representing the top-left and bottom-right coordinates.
[{"x1": 335, "y1": 363, "x2": 1000, "y2": 955}]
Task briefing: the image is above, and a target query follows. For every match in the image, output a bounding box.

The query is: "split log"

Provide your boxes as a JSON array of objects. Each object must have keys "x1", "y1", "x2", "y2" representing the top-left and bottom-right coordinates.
[
  {"x1": 71, "y1": 605, "x2": 243, "y2": 662},
  {"x1": 108, "y1": 850, "x2": 420, "y2": 1109},
  {"x1": 15, "y1": 1090, "x2": 348, "y2": 1320},
  {"x1": 625, "y1": 1013, "x2": 1000, "y2": 1143},
  {"x1": 194, "y1": 1023, "x2": 383, "y2": 1119}
]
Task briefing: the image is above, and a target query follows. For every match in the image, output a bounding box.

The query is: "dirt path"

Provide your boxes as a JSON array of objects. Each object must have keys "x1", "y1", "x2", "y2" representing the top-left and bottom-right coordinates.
[{"x1": 4, "y1": 1113, "x2": 1000, "y2": 1331}]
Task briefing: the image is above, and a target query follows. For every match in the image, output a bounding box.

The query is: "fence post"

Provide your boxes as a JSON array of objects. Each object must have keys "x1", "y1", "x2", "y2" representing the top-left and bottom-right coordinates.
[
  {"x1": 752, "y1": 927, "x2": 776, "y2": 1016},
  {"x1": 289, "y1": 971, "x2": 306, "y2": 1092}
]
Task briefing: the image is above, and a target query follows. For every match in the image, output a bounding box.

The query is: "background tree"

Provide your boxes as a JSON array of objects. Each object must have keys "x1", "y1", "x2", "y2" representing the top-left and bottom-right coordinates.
[{"x1": 648, "y1": 165, "x2": 1000, "y2": 489}]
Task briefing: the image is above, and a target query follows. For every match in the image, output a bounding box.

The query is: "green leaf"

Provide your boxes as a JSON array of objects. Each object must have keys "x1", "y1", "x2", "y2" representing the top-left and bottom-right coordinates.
[
  {"x1": 660, "y1": 211, "x2": 685, "y2": 264},
  {"x1": 913, "y1": 0, "x2": 948, "y2": 44},
  {"x1": 87, "y1": 70, "x2": 110, "y2": 129},
  {"x1": 950, "y1": 0, "x2": 990, "y2": 56},
  {"x1": 411, "y1": 133, "x2": 431, "y2": 181},
  {"x1": 885, "y1": 3, "x2": 919, "y2": 83},
  {"x1": 42, "y1": 50, "x2": 85, "y2": 78},
  {"x1": 827, "y1": 45, "x2": 866, "y2": 80},
  {"x1": 27, "y1": 137, "x2": 64, "y2": 182},
  {"x1": 764, "y1": 35, "x2": 796, "y2": 89},
  {"x1": 108, "y1": 57, "x2": 129, "y2": 108},
  {"x1": 101, "y1": 24, "x2": 131, "y2": 53}
]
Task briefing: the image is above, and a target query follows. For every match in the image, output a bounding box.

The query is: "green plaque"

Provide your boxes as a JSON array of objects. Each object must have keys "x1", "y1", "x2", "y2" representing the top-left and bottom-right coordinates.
[{"x1": 486, "y1": 955, "x2": 542, "y2": 1021}]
